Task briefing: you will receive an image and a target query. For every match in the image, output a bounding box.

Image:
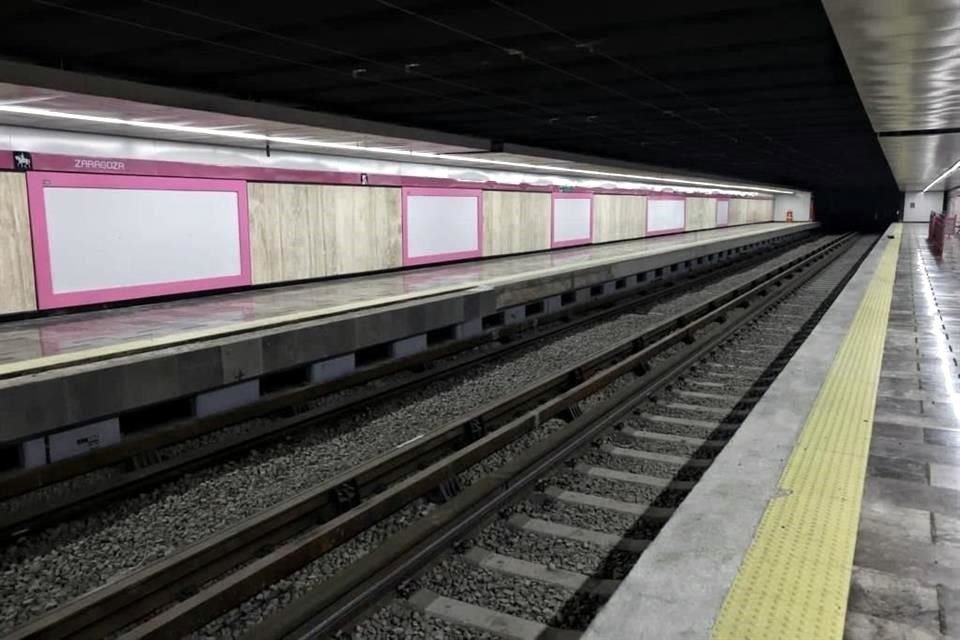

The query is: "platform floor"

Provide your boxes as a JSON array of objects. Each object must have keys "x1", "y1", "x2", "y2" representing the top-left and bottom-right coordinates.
[
  {"x1": 845, "y1": 223, "x2": 960, "y2": 639},
  {"x1": 0, "y1": 223, "x2": 801, "y2": 377}
]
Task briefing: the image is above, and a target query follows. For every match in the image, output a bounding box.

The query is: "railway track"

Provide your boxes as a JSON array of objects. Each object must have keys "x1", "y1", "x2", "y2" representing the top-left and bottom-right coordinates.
[
  {"x1": 0, "y1": 232, "x2": 821, "y2": 544},
  {"x1": 242, "y1": 233, "x2": 876, "y2": 640},
  {"x1": 0, "y1": 232, "x2": 863, "y2": 640}
]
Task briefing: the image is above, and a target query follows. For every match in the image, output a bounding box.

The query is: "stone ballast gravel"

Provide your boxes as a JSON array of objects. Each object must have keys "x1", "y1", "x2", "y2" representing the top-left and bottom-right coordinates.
[
  {"x1": 0, "y1": 237, "x2": 837, "y2": 635},
  {"x1": 347, "y1": 602, "x2": 502, "y2": 640},
  {"x1": 607, "y1": 431, "x2": 706, "y2": 458},
  {"x1": 551, "y1": 472, "x2": 685, "y2": 508},
  {"x1": 188, "y1": 499, "x2": 437, "y2": 640},
  {"x1": 415, "y1": 556, "x2": 607, "y2": 630},
  {"x1": 473, "y1": 520, "x2": 640, "y2": 580},
  {"x1": 518, "y1": 496, "x2": 662, "y2": 539},
  {"x1": 578, "y1": 448, "x2": 703, "y2": 481}
]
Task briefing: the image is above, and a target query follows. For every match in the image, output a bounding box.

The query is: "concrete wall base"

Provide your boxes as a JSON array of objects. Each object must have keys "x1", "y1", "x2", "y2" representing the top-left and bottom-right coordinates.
[
  {"x1": 193, "y1": 380, "x2": 261, "y2": 417},
  {"x1": 310, "y1": 353, "x2": 357, "y2": 383},
  {"x1": 21, "y1": 417, "x2": 122, "y2": 467},
  {"x1": 392, "y1": 333, "x2": 427, "y2": 359}
]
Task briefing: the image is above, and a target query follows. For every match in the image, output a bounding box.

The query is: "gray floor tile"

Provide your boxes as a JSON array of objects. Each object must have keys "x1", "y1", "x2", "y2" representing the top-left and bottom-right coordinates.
[
  {"x1": 874, "y1": 422, "x2": 926, "y2": 442},
  {"x1": 934, "y1": 513, "x2": 960, "y2": 547},
  {"x1": 844, "y1": 611, "x2": 945, "y2": 640},
  {"x1": 859, "y1": 499, "x2": 932, "y2": 545},
  {"x1": 931, "y1": 464, "x2": 960, "y2": 491},
  {"x1": 869, "y1": 455, "x2": 929, "y2": 484},
  {"x1": 926, "y1": 429, "x2": 960, "y2": 448},
  {"x1": 872, "y1": 437, "x2": 960, "y2": 467},
  {"x1": 865, "y1": 476, "x2": 960, "y2": 518},
  {"x1": 848, "y1": 566, "x2": 940, "y2": 632},
  {"x1": 856, "y1": 526, "x2": 960, "y2": 588},
  {"x1": 941, "y1": 586, "x2": 960, "y2": 638}
]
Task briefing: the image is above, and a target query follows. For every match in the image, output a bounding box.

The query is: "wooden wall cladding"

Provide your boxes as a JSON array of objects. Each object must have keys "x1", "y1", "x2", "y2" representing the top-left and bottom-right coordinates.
[
  {"x1": 482, "y1": 191, "x2": 550, "y2": 256},
  {"x1": 728, "y1": 198, "x2": 774, "y2": 224},
  {"x1": 593, "y1": 194, "x2": 647, "y2": 243},
  {"x1": 248, "y1": 183, "x2": 402, "y2": 284},
  {"x1": 0, "y1": 172, "x2": 37, "y2": 313},
  {"x1": 750, "y1": 198, "x2": 774, "y2": 222},
  {"x1": 685, "y1": 197, "x2": 718, "y2": 231}
]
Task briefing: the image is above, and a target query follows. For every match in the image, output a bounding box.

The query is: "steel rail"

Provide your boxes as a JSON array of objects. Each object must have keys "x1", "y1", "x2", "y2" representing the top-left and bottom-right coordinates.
[{"x1": 0, "y1": 234, "x2": 823, "y2": 539}]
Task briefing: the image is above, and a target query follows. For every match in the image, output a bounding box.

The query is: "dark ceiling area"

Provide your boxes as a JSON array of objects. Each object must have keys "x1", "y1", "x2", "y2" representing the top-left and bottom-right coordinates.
[{"x1": 0, "y1": 0, "x2": 899, "y2": 218}]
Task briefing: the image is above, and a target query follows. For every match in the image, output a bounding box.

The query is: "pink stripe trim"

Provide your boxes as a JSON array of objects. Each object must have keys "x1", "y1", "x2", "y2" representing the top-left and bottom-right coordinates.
[
  {"x1": 401, "y1": 187, "x2": 483, "y2": 266},
  {"x1": 4, "y1": 150, "x2": 777, "y2": 200},
  {"x1": 31, "y1": 153, "x2": 361, "y2": 185},
  {"x1": 27, "y1": 171, "x2": 251, "y2": 310},
  {"x1": 645, "y1": 195, "x2": 686, "y2": 236},
  {"x1": 550, "y1": 192, "x2": 594, "y2": 248}
]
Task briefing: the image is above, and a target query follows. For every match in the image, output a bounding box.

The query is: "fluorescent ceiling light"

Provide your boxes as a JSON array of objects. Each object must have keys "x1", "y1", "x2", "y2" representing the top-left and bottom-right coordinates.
[
  {"x1": 922, "y1": 157, "x2": 960, "y2": 193},
  {"x1": 0, "y1": 103, "x2": 795, "y2": 195}
]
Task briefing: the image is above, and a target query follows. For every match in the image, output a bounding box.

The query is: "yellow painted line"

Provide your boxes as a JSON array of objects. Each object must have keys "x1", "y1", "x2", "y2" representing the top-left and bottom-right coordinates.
[
  {"x1": 1, "y1": 223, "x2": 811, "y2": 379},
  {"x1": 711, "y1": 226, "x2": 901, "y2": 640}
]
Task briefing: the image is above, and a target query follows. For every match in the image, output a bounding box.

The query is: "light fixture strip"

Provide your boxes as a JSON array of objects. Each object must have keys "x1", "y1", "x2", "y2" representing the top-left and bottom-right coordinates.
[
  {"x1": 922, "y1": 157, "x2": 960, "y2": 193},
  {"x1": 0, "y1": 104, "x2": 795, "y2": 195}
]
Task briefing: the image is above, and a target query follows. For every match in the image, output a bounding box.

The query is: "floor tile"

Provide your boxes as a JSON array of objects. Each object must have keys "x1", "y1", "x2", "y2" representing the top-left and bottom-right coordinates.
[
  {"x1": 858, "y1": 499, "x2": 932, "y2": 545},
  {"x1": 934, "y1": 513, "x2": 960, "y2": 547},
  {"x1": 865, "y1": 476, "x2": 960, "y2": 518},
  {"x1": 931, "y1": 464, "x2": 960, "y2": 491},
  {"x1": 941, "y1": 586, "x2": 960, "y2": 638},
  {"x1": 869, "y1": 455, "x2": 929, "y2": 484},
  {"x1": 926, "y1": 429, "x2": 960, "y2": 448},
  {"x1": 848, "y1": 566, "x2": 940, "y2": 632},
  {"x1": 844, "y1": 611, "x2": 944, "y2": 640},
  {"x1": 856, "y1": 526, "x2": 960, "y2": 588},
  {"x1": 872, "y1": 437, "x2": 960, "y2": 467}
]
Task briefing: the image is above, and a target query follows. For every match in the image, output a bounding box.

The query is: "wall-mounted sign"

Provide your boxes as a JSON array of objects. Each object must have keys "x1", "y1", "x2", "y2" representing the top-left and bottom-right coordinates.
[{"x1": 12, "y1": 151, "x2": 32, "y2": 171}]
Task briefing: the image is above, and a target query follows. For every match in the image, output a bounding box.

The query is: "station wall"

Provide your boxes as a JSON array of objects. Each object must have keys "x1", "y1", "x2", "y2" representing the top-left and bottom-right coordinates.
[
  {"x1": 0, "y1": 158, "x2": 781, "y2": 315},
  {"x1": 773, "y1": 192, "x2": 813, "y2": 222},
  {"x1": 903, "y1": 190, "x2": 943, "y2": 223},
  {"x1": 949, "y1": 190, "x2": 960, "y2": 216},
  {"x1": 0, "y1": 172, "x2": 35, "y2": 314},
  {"x1": 248, "y1": 183, "x2": 402, "y2": 284}
]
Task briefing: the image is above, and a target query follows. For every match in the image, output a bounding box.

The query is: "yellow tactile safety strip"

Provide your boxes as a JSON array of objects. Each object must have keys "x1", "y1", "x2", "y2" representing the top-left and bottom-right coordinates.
[{"x1": 711, "y1": 225, "x2": 901, "y2": 640}]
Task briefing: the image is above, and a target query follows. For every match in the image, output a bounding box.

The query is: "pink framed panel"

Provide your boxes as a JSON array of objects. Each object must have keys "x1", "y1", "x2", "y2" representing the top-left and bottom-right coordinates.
[
  {"x1": 715, "y1": 197, "x2": 731, "y2": 226},
  {"x1": 550, "y1": 192, "x2": 594, "y2": 248},
  {"x1": 401, "y1": 187, "x2": 483, "y2": 266},
  {"x1": 27, "y1": 171, "x2": 252, "y2": 310},
  {"x1": 645, "y1": 194, "x2": 686, "y2": 236}
]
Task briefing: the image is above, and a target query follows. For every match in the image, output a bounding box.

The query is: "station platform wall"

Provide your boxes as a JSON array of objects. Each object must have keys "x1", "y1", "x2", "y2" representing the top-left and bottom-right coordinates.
[{"x1": 0, "y1": 168, "x2": 777, "y2": 317}]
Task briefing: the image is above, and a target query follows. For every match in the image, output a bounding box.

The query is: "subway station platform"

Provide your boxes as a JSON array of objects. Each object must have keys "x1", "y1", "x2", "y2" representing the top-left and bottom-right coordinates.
[
  {"x1": 583, "y1": 222, "x2": 960, "y2": 639},
  {"x1": 0, "y1": 222, "x2": 814, "y2": 455}
]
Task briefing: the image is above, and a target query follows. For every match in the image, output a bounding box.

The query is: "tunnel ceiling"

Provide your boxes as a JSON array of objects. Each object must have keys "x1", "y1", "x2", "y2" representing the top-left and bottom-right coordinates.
[{"x1": 0, "y1": 0, "x2": 897, "y2": 194}]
